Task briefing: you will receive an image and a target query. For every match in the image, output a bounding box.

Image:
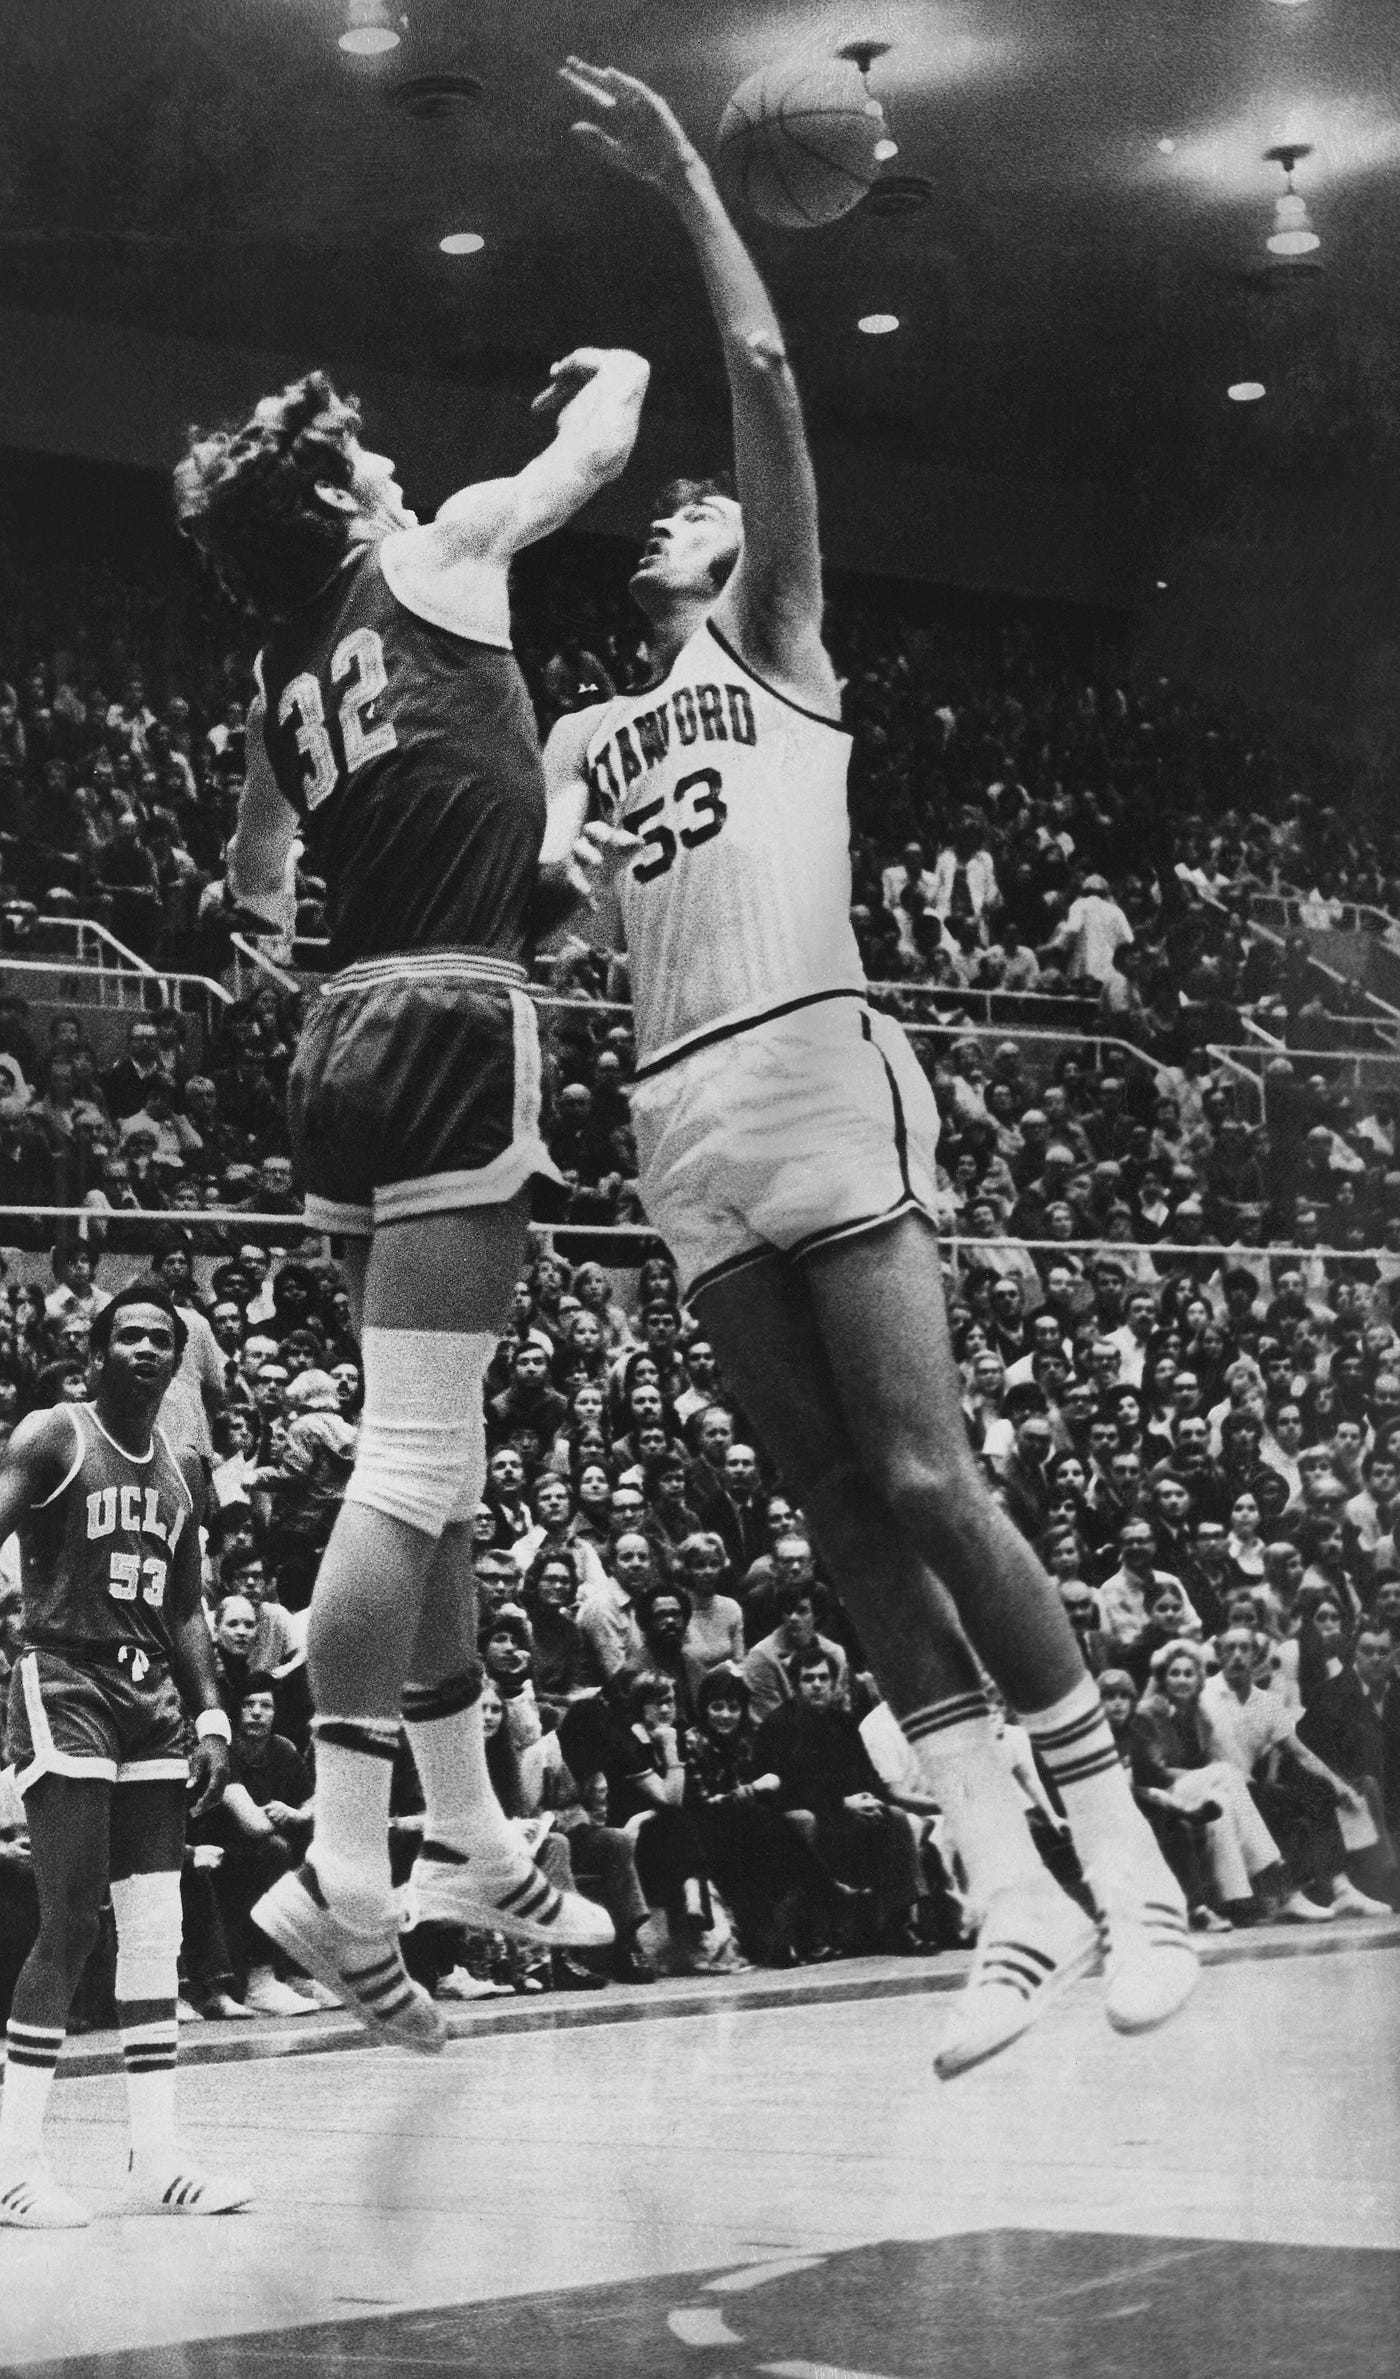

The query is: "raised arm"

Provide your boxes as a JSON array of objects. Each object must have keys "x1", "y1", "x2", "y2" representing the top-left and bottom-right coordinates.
[
  {"x1": 563, "y1": 60, "x2": 835, "y2": 706},
  {"x1": 423, "y1": 346, "x2": 650, "y2": 564},
  {"x1": 226, "y1": 693, "x2": 299, "y2": 937}
]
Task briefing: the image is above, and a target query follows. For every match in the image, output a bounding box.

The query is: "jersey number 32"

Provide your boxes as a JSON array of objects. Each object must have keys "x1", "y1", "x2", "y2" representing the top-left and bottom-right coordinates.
[{"x1": 278, "y1": 628, "x2": 399, "y2": 811}]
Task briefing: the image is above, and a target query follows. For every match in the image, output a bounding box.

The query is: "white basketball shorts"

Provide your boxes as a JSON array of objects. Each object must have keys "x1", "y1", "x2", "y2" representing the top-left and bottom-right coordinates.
[{"x1": 628, "y1": 991, "x2": 942, "y2": 1300}]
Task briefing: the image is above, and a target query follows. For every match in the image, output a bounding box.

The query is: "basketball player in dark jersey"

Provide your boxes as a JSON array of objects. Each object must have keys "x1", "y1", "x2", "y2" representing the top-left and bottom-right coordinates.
[
  {"x1": 545, "y1": 63, "x2": 1196, "y2": 2076},
  {"x1": 175, "y1": 349, "x2": 646, "y2": 2043},
  {"x1": 0, "y1": 1284, "x2": 246, "y2": 2226}
]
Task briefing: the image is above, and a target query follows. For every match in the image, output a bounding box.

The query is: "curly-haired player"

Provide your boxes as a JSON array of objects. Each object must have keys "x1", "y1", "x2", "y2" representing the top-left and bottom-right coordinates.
[{"x1": 176, "y1": 345, "x2": 648, "y2": 2046}]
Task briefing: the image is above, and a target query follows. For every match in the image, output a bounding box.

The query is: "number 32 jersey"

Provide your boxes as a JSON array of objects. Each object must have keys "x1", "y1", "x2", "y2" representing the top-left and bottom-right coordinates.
[
  {"x1": 18, "y1": 1405, "x2": 199, "y2": 1662},
  {"x1": 585, "y1": 619, "x2": 865, "y2": 1075}
]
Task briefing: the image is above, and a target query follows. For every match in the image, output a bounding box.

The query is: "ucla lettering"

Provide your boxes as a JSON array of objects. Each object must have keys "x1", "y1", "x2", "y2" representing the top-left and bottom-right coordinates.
[
  {"x1": 87, "y1": 1488, "x2": 118, "y2": 1541},
  {"x1": 120, "y1": 1485, "x2": 144, "y2": 1534},
  {"x1": 673, "y1": 688, "x2": 699, "y2": 746},
  {"x1": 142, "y1": 1487, "x2": 169, "y2": 1547},
  {"x1": 725, "y1": 685, "x2": 756, "y2": 745},
  {"x1": 696, "y1": 685, "x2": 728, "y2": 742}
]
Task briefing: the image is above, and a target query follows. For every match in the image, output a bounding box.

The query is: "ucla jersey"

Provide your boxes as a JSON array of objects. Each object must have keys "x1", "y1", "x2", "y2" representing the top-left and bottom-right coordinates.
[
  {"x1": 585, "y1": 619, "x2": 864, "y2": 1074},
  {"x1": 19, "y1": 1405, "x2": 198, "y2": 1661}
]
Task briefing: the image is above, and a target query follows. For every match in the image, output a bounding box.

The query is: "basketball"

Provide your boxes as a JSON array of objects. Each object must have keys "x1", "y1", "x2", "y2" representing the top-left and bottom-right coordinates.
[{"x1": 716, "y1": 55, "x2": 887, "y2": 229}]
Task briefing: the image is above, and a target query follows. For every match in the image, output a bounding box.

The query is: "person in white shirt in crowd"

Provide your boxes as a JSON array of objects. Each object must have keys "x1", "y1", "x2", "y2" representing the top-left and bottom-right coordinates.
[
  {"x1": 1199, "y1": 1626, "x2": 1376, "y2": 1922},
  {"x1": 1049, "y1": 872, "x2": 1133, "y2": 984},
  {"x1": 676, "y1": 1532, "x2": 745, "y2": 1705},
  {"x1": 1106, "y1": 1287, "x2": 1159, "y2": 1390},
  {"x1": 1099, "y1": 1521, "x2": 1197, "y2": 1655}
]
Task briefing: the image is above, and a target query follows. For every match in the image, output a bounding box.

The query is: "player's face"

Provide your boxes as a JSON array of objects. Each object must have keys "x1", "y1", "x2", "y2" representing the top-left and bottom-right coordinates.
[
  {"x1": 102, "y1": 1304, "x2": 178, "y2": 1399},
  {"x1": 345, "y1": 442, "x2": 419, "y2": 534},
  {"x1": 630, "y1": 497, "x2": 743, "y2": 608}
]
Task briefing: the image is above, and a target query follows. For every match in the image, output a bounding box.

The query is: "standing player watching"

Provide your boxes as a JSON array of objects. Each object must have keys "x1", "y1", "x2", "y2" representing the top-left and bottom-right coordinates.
[
  {"x1": 0, "y1": 1284, "x2": 246, "y2": 2227},
  {"x1": 544, "y1": 61, "x2": 1197, "y2": 2076},
  {"x1": 174, "y1": 348, "x2": 647, "y2": 2045}
]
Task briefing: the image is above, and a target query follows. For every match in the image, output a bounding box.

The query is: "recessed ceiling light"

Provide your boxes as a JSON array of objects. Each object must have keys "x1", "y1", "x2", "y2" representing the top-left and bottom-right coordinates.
[
  {"x1": 439, "y1": 231, "x2": 485, "y2": 255},
  {"x1": 1227, "y1": 381, "x2": 1267, "y2": 403},
  {"x1": 1157, "y1": 138, "x2": 1176, "y2": 155},
  {"x1": 858, "y1": 313, "x2": 900, "y2": 335},
  {"x1": 1156, "y1": 579, "x2": 1169, "y2": 590},
  {"x1": 873, "y1": 137, "x2": 899, "y2": 162},
  {"x1": 340, "y1": 2, "x2": 399, "y2": 56}
]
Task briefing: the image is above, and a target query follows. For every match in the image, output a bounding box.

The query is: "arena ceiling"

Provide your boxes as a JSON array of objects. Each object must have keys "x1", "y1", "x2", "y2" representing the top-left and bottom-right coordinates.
[{"x1": 0, "y1": 2, "x2": 1398, "y2": 513}]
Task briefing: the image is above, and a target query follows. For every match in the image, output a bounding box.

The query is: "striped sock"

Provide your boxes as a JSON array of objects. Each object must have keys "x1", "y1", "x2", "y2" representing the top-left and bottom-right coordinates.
[
  {"x1": 310, "y1": 1715, "x2": 401, "y2": 1930},
  {"x1": 902, "y1": 1691, "x2": 1047, "y2": 1904},
  {"x1": 402, "y1": 1667, "x2": 517, "y2": 1863},
  {"x1": 119, "y1": 2003, "x2": 178, "y2": 2152},
  {"x1": 0, "y1": 2022, "x2": 64, "y2": 2159},
  {"x1": 1023, "y1": 1678, "x2": 1151, "y2": 1869}
]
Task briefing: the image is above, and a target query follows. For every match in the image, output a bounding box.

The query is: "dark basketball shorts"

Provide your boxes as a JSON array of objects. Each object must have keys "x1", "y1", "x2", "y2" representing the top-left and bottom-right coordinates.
[
  {"x1": 7, "y1": 1645, "x2": 189, "y2": 1795},
  {"x1": 287, "y1": 950, "x2": 563, "y2": 1237}
]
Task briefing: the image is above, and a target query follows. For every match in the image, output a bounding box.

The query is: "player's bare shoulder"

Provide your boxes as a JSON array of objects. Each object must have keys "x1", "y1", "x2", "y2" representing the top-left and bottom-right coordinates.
[{"x1": 0, "y1": 1404, "x2": 80, "y2": 1509}]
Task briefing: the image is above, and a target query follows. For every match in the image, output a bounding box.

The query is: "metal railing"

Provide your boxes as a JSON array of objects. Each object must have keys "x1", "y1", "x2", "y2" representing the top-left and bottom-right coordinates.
[{"x1": 29, "y1": 915, "x2": 233, "y2": 1038}]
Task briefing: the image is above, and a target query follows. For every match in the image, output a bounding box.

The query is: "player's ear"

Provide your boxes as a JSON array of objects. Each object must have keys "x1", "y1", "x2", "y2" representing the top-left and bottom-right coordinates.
[{"x1": 314, "y1": 479, "x2": 359, "y2": 516}]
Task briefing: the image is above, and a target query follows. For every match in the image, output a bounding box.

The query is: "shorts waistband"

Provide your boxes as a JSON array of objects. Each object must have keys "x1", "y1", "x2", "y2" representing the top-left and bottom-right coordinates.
[
  {"x1": 322, "y1": 950, "x2": 529, "y2": 998},
  {"x1": 24, "y1": 1634, "x2": 170, "y2": 1670},
  {"x1": 632, "y1": 987, "x2": 866, "y2": 1083}
]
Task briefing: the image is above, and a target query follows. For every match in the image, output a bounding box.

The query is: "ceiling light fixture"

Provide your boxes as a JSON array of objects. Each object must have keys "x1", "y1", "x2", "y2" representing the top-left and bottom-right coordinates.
[
  {"x1": 1265, "y1": 141, "x2": 1320, "y2": 256},
  {"x1": 340, "y1": 1, "x2": 400, "y2": 56},
  {"x1": 873, "y1": 137, "x2": 899, "y2": 162},
  {"x1": 839, "y1": 39, "x2": 897, "y2": 182},
  {"x1": 1157, "y1": 138, "x2": 1176, "y2": 155},
  {"x1": 1227, "y1": 381, "x2": 1266, "y2": 403},
  {"x1": 438, "y1": 231, "x2": 484, "y2": 254},
  {"x1": 858, "y1": 313, "x2": 900, "y2": 335}
]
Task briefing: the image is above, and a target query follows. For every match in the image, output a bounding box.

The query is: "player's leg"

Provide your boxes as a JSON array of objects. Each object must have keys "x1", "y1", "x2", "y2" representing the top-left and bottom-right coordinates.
[
  {"x1": 694, "y1": 1254, "x2": 1099, "y2": 2071},
  {"x1": 0, "y1": 1774, "x2": 110, "y2": 2224},
  {"x1": 109, "y1": 1782, "x2": 249, "y2": 2215},
  {"x1": 799, "y1": 1212, "x2": 1196, "y2": 2032}
]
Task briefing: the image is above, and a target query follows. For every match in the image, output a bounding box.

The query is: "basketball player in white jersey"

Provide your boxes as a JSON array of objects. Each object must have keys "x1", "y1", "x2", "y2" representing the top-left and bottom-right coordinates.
[{"x1": 544, "y1": 61, "x2": 1197, "y2": 2076}]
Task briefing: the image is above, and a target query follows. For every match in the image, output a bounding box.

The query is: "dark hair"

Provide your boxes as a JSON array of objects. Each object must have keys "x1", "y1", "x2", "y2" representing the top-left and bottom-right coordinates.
[
  {"x1": 650, "y1": 475, "x2": 740, "y2": 590},
  {"x1": 240, "y1": 1671, "x2": 276, "y2": 1702},
  {"x1": 90, "y1": 1280, "x2": 188, "y2": 1363},
  {"x1": 175, "y1": 371, "x2": 363, "y2": 620},
  {"x1": 696, "y1": 1664, "x2": 750, "y2": 1720}
]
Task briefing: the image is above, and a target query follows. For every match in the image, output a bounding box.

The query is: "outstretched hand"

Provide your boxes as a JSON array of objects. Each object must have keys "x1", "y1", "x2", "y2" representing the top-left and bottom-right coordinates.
[
  {"x1": 528, "y1": 345, "x2": 650, "y2": 422},
  {"x1": 565, "y1": 817, "x2": 642, "y2": 909},
  {"x1": 560, "y1": 57, "x2": 701, "y2": 188}
]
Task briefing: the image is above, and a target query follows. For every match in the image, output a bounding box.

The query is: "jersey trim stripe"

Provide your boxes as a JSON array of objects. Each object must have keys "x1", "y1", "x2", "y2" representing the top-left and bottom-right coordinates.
[
  {"x1": 31, "y1": 1405, "x2": 86, "y2": 1512},
  {"x1": 790, "y1": 1191, "x2": 933, "y2": 1266},
  {"x1": 704, "y1": 620, "x2": 845, "y2": 731},
  {"x1": 630, "y1": 986, "x2": 865, "y2": 1083},
  {"x1": 688, "y1": 1243, "x2": 776, "y2": 1303},
  {"x1": 87, "y1": 1406, "x2": 155, "y2": 1467},
  {"x1": 864, "y1": 1014, "x2": 914, "y2": 1203}
]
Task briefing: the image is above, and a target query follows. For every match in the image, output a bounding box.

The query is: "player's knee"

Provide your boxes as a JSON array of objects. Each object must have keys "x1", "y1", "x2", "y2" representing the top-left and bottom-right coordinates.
[
  {"x1": 110, "y1": 1869, "x2": 182, "y2": 2001},
  {"x1": 882, "y1": 1444, "x2": 985, "y2": 1558},
  {"x1": 41, "y1": 1887, "x2": 105, "y2": 1978},
  {"x1": 345, "y1": 1327, "x2": 492, "y2": 1539}
]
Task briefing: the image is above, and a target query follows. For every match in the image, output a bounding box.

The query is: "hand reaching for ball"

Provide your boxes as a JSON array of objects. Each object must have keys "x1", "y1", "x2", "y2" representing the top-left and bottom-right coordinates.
[{"x1": 560, "y1": 57, "x2": 702, "y2": 188}]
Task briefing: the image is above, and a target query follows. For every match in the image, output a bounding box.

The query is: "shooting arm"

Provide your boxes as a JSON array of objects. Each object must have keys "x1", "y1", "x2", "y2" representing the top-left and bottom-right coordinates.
[{"x1": 428, "y1": 348, "x2": 650, "y2": 564}]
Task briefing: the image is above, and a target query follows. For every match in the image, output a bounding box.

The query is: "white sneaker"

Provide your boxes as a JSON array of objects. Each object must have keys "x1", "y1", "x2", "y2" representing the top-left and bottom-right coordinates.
[
  {"x1": 1278, "y1": 1890, "x2": 1337, "y2": 1924},
  {"x1": 1093, "y1": 1862, "x2": 1199, "y2": 2034},
  {"x1": 437, "y1": 1968, "x2": 502, "y2": 2001},
  {"x1": 176, "y1": 1997, "x2": 205, "y2": 2024},
  {"x1": 0, "y1": 2158, "x2": 90, "y2": 2230},
  {"x1": 1330, "y1": 1882, "x2": 1393, "y2": 1919},
  {"x1": 253, "y1": 1863, "x2": 445, "y2": 2053},
  {"x1": 123, "y1": 2150, "x2": 253, "y2": 2216},
  {"x1": 934, "y1": 1879, "x2": 1100, "y2": 2081},
  {"x1": 404, "y1": 1842, "x2": 614, "y2": 1950},
  {"x1": 243, "y1": 1971, "x2": 317, "y2": 2018},
  {"x1": 289, "y1": 1976, "x2": 344, "y2": 2009}
]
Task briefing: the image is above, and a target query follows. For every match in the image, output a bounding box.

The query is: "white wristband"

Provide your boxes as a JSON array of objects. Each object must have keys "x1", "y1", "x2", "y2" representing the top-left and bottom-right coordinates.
[{"x1": 195, "y1": 1708, "x2": 232, "y2": 1744}]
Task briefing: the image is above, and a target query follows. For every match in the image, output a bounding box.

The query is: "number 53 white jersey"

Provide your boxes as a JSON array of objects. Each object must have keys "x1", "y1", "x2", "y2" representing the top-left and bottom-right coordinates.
[{"x1": 584, "y1": 618, "x2": 865, "y2": 1078}]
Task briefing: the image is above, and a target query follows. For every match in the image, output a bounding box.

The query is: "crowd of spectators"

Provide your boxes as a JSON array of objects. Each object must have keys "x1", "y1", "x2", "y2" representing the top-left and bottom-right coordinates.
[{"x1": 0, "y1": 539, "x2": 1398, "y2": 2029}]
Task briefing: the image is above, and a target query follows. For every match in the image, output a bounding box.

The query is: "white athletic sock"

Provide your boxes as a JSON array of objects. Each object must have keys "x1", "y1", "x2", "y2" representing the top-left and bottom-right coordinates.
[
  {"x1": 901, "y1": 1692, "x2": 1047, "y2": 1907},
  {"x1": 119, "y1": 2017, "x2": 178, "y2": 2153},
  {"x1": 400, "y1": 1671, "x2": 519, "y2": 1864},
  {"x1": 0, "y1": 2023, "x2": 63, "y2": 2160},
  {"x1": 1023, "y1": 1678, "x2": 1157, "y2": 1873},
  {"x1": 310, "y1": 1716, "x2": 400, "y2": 1929}
]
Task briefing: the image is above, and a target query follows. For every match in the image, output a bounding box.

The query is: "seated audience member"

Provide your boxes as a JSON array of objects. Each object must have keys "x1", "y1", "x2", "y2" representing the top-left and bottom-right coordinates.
[
  {"x1": 205, "y1": 1676, "x2": 321, "y2": 2015},
  {"x1": 752, "y1": 1645, "x2": 925, "y2": 1954},
  {"x1": 676, "y1": 1531, "x2": 745, "y2": 1702},
  {"x1": 576, "y1": 1527, "x2": 653, "y2": 1683},
  {"x1": 743, "y1": 1577, "x2": 850, "y2": 1726},
  {"x1": 1134, "y1": 1640, "x2": 1287, "y2": 1921},
  {"x1": 684, "y1": 1665, "x2": 842, "y2": 1963},
  {"x1": 1297, "y1": 1620, "x2": 1400, "y2": 1907},
  {"x1": 520, "y1": 1546, "x2": 606, "y2": 1725},
  {"x1": 605, "y1": 1671, "x2": 737, "y2": 1975},
  {"x1": 1200, "y1": 1625, "x2": 1385, "y2": 1922}
]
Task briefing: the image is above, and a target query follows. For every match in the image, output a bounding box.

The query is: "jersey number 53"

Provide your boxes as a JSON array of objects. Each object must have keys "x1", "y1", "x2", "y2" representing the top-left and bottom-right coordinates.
[
  {"x1": 627, "y1": 769, "x2": 728, "y2": 884},
  {"x1": 278, "y1": 628, "x2": 399, "y2": 811}
]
